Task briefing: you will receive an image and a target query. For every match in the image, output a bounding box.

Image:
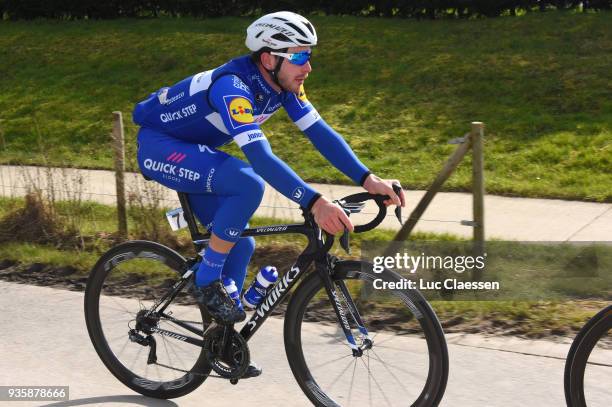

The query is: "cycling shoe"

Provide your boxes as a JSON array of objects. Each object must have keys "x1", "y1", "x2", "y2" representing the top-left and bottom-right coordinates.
[
  {"x1": 193, "y1": 280, "x2": 246, "y2": 324},
  {"x1": 242, "y1": 361, "x2": 262, "y2": 378}
]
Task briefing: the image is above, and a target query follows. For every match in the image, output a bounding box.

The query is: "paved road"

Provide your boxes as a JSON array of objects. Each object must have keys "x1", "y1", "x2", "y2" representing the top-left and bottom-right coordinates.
[
  {"x1": 1, "y1": 165, "x2": 610, "y2": 241},
  {"x1": 1, "y1": 282, "x2": 610, "y2": 406}
]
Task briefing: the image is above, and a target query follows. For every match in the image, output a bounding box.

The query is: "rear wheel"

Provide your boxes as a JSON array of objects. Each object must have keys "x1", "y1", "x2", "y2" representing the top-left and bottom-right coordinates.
[
  {"x1": 84, "y1": 240, "x2": 211, "y2": 399},
  {"x1": 284, "y1": 260, "x2": 449, "y2": 406}
]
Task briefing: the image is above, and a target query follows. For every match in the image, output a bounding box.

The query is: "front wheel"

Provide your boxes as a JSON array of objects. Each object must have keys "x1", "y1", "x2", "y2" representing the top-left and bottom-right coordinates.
[
  {"x1": 284, "y1": 260, "x2": 449, "y2": 407},
  {"x1": 564, "y1": 305, "x2": 612, "y2": 407}
]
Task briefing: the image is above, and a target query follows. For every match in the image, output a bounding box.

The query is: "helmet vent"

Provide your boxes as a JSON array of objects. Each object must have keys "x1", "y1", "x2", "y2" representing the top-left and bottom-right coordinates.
[
  {"x1": 285, "y1": 22, "x2": 306, "y2": 37},
  {"x1": 272, "y1": 16, "x2": 289, "y2": 22},
  {"x1": 271, "y1": 33, "x2": 291, "y2": 42},
  {"x1": 303, "y1": 21, "x2": 315, "y2": 35},
  {"x1": 255, "y1": 31, "x2": 264, "y2": 38},
  {"x1": 295, "y1": 38, "x2": 311, "y2": 45}
]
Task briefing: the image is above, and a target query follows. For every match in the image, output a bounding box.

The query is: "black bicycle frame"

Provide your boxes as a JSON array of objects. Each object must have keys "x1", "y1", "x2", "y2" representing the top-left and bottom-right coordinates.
[{"x1": 168, "y1": 192, "x2": 366, "y2": 349}]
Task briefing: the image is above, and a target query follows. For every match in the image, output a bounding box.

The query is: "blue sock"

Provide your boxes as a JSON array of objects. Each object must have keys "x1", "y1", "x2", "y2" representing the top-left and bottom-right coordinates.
[{"x1": 196, "y1": 248, "x2": 228, "y2": 287}]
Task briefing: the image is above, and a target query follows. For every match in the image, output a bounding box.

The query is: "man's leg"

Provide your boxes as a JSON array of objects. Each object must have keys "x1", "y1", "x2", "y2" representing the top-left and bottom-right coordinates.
[
  {"x1": 188, "y1": 193, "x2": 257, "y2": 291},
  {"x1": 137, "y1": 129, "x2": 259, "y2": 323}
]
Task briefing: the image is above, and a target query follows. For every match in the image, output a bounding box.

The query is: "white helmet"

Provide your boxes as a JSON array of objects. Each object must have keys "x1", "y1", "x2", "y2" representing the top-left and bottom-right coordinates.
[{"x1": 245, "y1": 11, "x2": 317, "y2": 52}]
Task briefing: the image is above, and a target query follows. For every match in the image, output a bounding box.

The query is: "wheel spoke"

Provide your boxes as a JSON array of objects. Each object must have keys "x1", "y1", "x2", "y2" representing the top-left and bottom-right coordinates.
[
  {"x1": 369, "y1": 348, "x2": 413, "y2": 394},
  {"x1": 325, "y1": 357, "x2": 358, "y2": 392},
  {"x1": 309, "y1": 353, "x2": 353, "y2": 370},
  {"x1": 357, "y1": 357, "x2": 394, "y2": 406},
  {"x1": 367, "y1": 349, "x2": 425, "y2": 380}
]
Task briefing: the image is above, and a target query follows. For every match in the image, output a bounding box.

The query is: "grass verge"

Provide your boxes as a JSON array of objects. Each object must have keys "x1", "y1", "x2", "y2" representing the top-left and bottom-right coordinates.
[
  {"x1": 0, "y1": 12, "x2": 610, "y2": 201},
  {"x1": 0, "y1": 195, "x2": 609, "y2": 339}
]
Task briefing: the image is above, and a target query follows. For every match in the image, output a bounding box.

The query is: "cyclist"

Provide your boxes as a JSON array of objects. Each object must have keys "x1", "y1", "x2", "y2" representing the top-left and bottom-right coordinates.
[{"x1": 134, "y1": 11, "x2": 404, "y2": 338}]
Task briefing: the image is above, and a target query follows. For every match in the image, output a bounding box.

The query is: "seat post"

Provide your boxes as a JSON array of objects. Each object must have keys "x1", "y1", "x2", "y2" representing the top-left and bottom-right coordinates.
[{"x1": 177, "y1": 192, "x2": 201, "y2": 240}]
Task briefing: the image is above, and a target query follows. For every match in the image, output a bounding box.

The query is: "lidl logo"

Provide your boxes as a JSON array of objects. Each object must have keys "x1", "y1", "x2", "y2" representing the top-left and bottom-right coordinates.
[
  {"x1": 296, "y1": 84, "x2": 310, "y2": 108},
  {"x1": 229, "y1": 97, "x2": 254, "y2": 124},
  {"x1": 298, "y1": 85, "x2": 308, "y2": 102}
]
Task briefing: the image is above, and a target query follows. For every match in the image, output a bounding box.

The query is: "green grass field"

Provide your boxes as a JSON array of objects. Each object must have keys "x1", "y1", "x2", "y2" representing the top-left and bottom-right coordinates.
[{"x1": 0, "y1": 12, "x2": 610, "y2": 201}]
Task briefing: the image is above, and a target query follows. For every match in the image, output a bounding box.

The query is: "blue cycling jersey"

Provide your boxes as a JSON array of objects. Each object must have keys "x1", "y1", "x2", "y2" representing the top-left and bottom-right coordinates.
[{"x1": 133, "y1": 55, "x2": 370, "y2": 208}]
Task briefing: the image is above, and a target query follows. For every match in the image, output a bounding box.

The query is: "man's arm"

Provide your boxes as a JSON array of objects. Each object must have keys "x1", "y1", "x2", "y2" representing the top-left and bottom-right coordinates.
[
  {"x1": 282, "y1": 86, "x2": 370, "y2": 186},
  {"x1": 208, "y1": 75, "x2": 320, "y2": 209},
  {"x1": 284, "y1": 86, "x2": 405, "y2": 207}
]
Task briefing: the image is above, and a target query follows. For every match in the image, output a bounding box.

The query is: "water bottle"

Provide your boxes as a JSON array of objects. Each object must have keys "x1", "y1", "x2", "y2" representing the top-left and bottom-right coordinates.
[
  {"x1": 222, "y1": 277, "x2": 243, "y2": 310},
  {"x1": 242, "y1": 266, "x2": 278, "y2": 309}
]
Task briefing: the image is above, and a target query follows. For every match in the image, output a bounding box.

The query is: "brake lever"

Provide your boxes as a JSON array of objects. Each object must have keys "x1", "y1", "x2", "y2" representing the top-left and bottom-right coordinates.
[
  {"x1": 340, "y1": 228, "x2": 350, "y2": 254},
  {"x1": 392, "y1": 183, "x2": 403, "y2": 225},
  {"x1": 339, "y1": 206, "x2": 352, "y2": 254}
]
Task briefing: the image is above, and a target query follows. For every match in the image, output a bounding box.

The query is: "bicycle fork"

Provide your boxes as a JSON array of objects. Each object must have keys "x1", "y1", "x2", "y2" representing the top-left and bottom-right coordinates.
[{"x1": 317, "y1": 260, "x2": 373, "y2": 357}]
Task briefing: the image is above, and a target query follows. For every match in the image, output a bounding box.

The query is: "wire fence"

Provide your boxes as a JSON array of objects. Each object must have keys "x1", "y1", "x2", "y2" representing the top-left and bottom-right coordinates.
[
  {"x1": 0, "y1": 115, "x2": 485, "y2": 244},
  {"x1": 0, "y1": 181, "x2": 469, "y2": 226}
]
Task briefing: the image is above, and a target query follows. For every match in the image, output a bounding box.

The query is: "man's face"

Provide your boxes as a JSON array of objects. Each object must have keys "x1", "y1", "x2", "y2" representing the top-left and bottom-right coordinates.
[{"x1": 276, "y1": 46, "x2": 312, "y2": 94}]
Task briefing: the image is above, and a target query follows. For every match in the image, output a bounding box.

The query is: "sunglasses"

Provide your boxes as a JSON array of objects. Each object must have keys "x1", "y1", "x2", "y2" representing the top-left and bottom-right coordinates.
[{"x1": 270, "y1": 50, "x2": 312, "y2": 66}]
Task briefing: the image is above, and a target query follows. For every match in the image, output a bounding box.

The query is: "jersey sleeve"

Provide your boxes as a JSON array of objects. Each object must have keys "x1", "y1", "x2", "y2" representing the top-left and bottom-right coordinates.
[
  {"x1": 283, "y1": 86, "x2": 370, "y2": 186},
  {"x1": 209, "y1": 75, "x2": 320, "y2": 208},
  {"x1": 282, "y1": 84, "x2": 322, "y2": 132}
]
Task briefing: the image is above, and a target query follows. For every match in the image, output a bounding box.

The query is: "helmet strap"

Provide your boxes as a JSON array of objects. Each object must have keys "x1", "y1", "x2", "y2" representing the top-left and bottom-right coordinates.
[{"x1": 266, "y1": 48, "x2": 287, "y2": 92}]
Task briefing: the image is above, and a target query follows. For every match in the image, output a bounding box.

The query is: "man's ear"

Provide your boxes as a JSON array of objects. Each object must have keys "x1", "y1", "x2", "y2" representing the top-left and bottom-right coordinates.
[{"x1": 260, "y1": 52, "x2": 276, "y2": 70}]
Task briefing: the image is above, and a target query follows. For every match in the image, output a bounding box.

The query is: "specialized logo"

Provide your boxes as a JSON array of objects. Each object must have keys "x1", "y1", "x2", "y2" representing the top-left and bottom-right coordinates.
[
  {"x1": 292, "y1": 187, "x2": 305, "y2": 202},
  {"x1": 224, "y1": 96, "x2": 254, "y2": 129},
  {"x1": 198, "y1": 145, "x2": 217, "y2": 154},
  {"x1": 254, "y1": 23, "x2": 295, "y2": 37},
  {"x1": 225, "y1": 228, "x2": 241, "y2": 238},
  {"x1": 150, "y1": 327, "x2": 187, "y2": 341},
  {"x1": 255, "y1": 226, "x2": 288, "y2": 233},
  {"x1": 166, "y1": 152, "x2": 187, "y2": 163},
  {"x1": 331, "y1": 290, "x2": 351, "y2": 332},
  {"x1": 255, "y1": 93, "x2": 264, "y2": 103}
]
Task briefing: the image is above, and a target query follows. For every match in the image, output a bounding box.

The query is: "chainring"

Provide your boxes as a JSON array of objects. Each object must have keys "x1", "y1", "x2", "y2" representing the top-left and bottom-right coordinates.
[{"x1": 203, "y1": 325, "x2": 250, "y2": 379}]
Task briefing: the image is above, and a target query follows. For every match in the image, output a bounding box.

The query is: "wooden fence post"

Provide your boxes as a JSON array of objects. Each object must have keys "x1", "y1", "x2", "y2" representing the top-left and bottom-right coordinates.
[
  {"x1": 471, "y1": 122, "x2": 485, "y2": 258},
  {"x1": 112, "y1": 112, "x2": 128, "y2": 240},
  {"x1": 391, "y1": 136, "x2": 472, "y2": 244}
]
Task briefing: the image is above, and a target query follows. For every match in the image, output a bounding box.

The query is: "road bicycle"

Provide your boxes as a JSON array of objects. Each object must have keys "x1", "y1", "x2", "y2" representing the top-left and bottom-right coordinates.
[
  {"x1": 564, "y1": 305, "x2": 611, "y2": 407},
  {"x1": 84, "y1": 186, "x2": 449, "y2": 406}
]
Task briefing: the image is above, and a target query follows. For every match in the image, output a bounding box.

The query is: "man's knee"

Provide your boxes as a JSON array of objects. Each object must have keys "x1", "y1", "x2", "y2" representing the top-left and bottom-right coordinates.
[{"x1": 242, "y1": 170, "x2": 265, "y2": 202}]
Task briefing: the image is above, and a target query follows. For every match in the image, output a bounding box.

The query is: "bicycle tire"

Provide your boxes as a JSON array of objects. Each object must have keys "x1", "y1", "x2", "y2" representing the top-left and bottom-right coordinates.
[
  {"x1": 564, "y1": 305, "x2": 612, "y2": 407},
  {"x1": 84, "y1": 240, "x2": 211, "y2": 399},
  {"x1": 284, "y1": 260, "x2": 449, "y2": 407}
]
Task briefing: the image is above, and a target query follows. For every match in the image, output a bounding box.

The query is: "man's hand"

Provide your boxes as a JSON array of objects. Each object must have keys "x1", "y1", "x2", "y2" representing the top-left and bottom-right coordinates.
[
  {"x1": 363, "y1": 174, "x2": 406, "y2": 207},
  {"x1": 311, "y1": 196, "x2": 354, "y2": 235}
]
